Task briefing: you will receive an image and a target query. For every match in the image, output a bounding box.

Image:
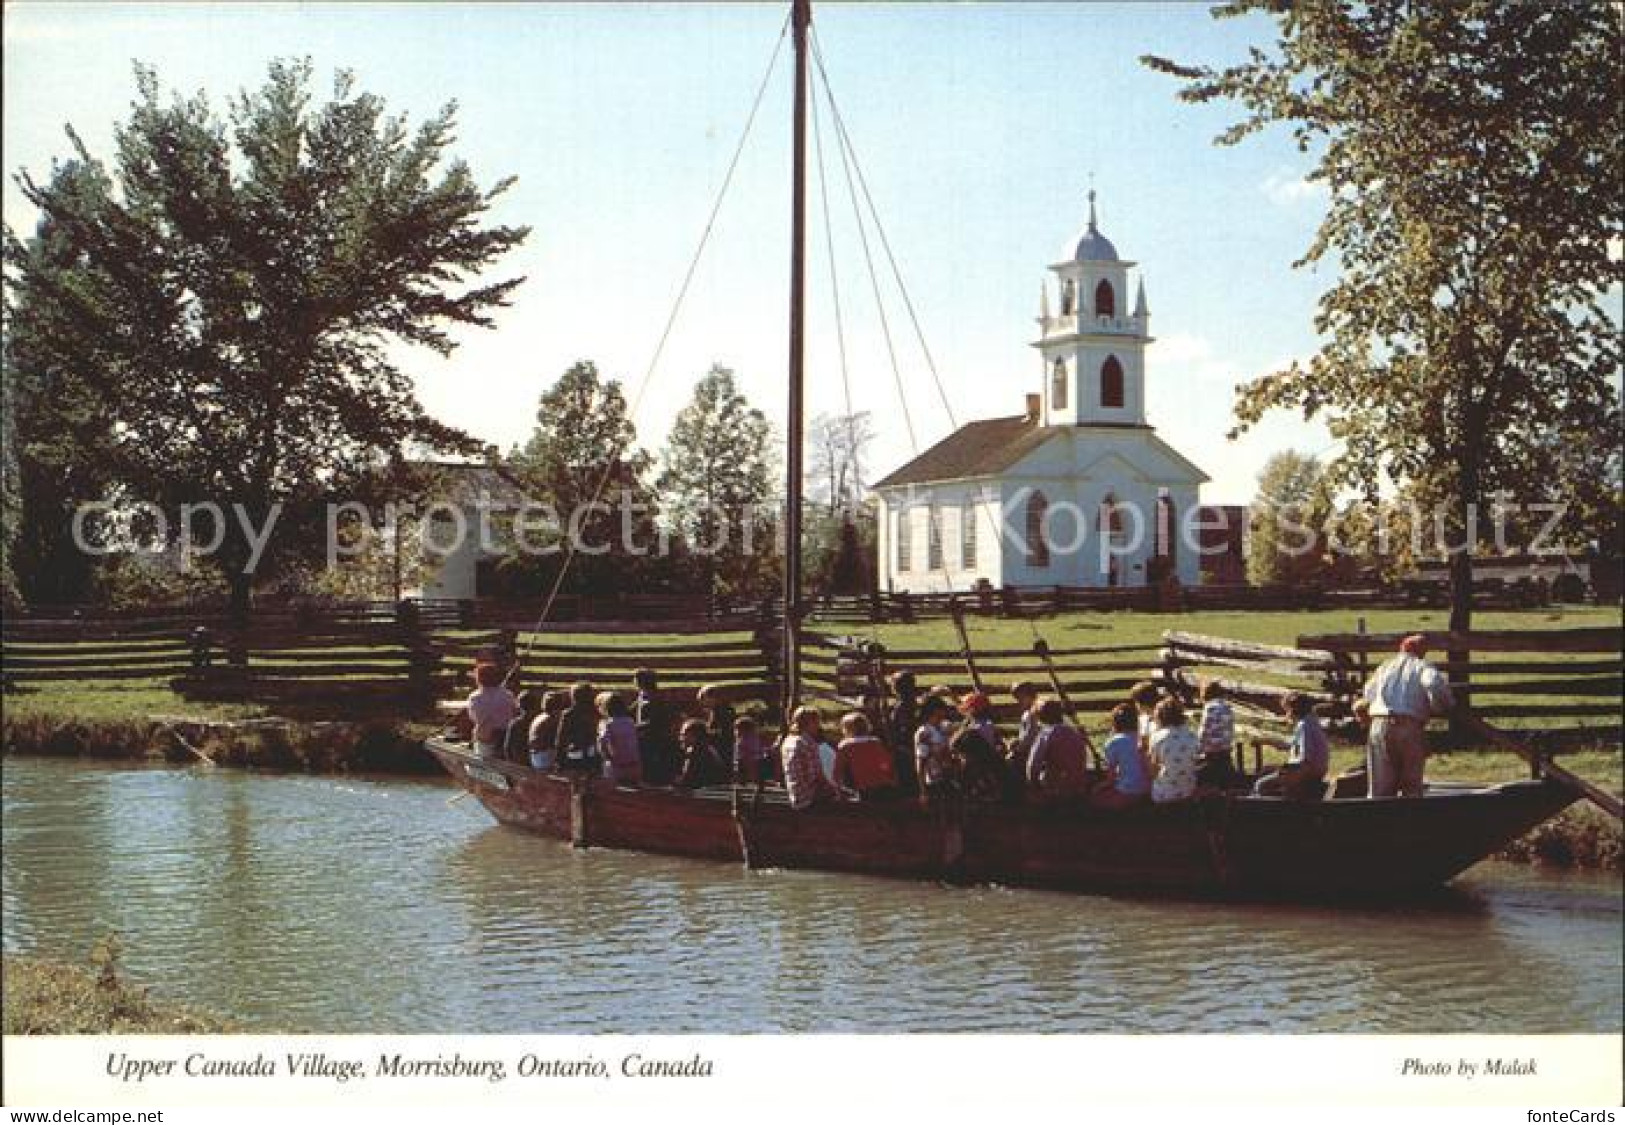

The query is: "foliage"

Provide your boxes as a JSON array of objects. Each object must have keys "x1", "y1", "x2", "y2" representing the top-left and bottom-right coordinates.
[
  {"x1": 657, "y1": 365, "x2": 777, "y2": 603},
  {"x1": 807, "y1": 410, "x2": 874, "y2": 513},
  {"x1": 1247, "y1": 449, "x2": 1337, "y2": 585},
  {"x1": 3, "y1": 59, "x2": 528, "y2": 614},
  {"x1": 1145, "y1": 1, "x2": 1624, "y2": 630},
  {"x1": 504, "y1": 360, "x2": 659, "y2": 595}
]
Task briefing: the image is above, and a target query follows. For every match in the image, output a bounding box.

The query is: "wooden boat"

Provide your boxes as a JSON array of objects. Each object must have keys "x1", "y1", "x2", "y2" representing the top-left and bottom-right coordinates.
[
  {"x1": 429, "y1": 0, "x2": 1613, "y2": 900},
  {"x1": 430, "y1": 738, "x2": 1579, "y2": 897}
]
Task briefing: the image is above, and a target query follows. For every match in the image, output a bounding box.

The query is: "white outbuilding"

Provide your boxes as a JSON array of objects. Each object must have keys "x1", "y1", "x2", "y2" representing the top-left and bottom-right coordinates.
[{"x1": 872, "y1": 193, "x2": 1208, "y2": 593}]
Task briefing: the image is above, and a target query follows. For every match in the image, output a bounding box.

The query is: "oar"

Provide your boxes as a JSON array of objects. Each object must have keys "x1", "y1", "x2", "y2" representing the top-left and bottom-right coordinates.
[
  {"x1": 1461, "y1": 712, "x2": 1621, "y2": 820},
  {"x1": 159, "y1": 722, "x2": 215, "y2": 768},
  {"x1": 1032, "y1": 635, "x2": 1102, "y2": 768},
  {"x1": 947, "y1": 600, "x2": 985, "y2": 694}
]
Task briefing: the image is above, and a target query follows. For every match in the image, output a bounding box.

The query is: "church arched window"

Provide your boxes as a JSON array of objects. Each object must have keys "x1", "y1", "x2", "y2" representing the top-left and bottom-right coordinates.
[
  {"x1": 1094, "y1": 279, "x2": 1116, "y2": 319},
  {"x1": 927, "y1": 505, "x2": 944, "y2": 571},
  {"x1": 960, "y1": 496, "x2": 978, "y2": 569},
  {"x1": 1155, "y1": 491, "x2": 1177, "y2": 567},
  {"x1": 1051, "y1": 358, "x2": 1068, "y2": 410},
  {"x1": 1025, "y1": 491, "x2": 1050, "y2": 568},
  {"x1": 1059, "y1": 279, "x2": 1076, "y2": 316},
  {"x1": 895, "y1": 508, "x2": 912, "y2": 572},
  {"x1": 1100, "y1": 355, "x2": 1125, "y2": 408}
]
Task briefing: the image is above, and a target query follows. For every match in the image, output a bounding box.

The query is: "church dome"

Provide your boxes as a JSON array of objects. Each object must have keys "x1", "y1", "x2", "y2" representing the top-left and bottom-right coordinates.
[{"x1": 1063, "y1": 188, "x2": 1119, "y2": 262}]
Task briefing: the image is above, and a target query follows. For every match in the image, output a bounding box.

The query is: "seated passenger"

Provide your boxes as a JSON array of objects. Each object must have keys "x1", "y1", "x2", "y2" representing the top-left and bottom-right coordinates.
[
  {"x1": 674, "y1": 718, "x2": 728, "y2": 789},
  {"x1": 951, "y1": 699, "x2": 1007, "y2": 804},
  {"x1": 1003, "y1": 680, "x2": 1044, "y2": 803},
  {"x1": 1129, "y1": 680, "x2": 1163, "y2": 758},
  {"x1": 467, "y1": 662, "x2": 520, "y2": 759},
  {"x1": 528, "y1": 689, "x2": 568, "y2": 771},
  {"x1": 732, "y1": 715, "x2": 769, "y2": 784},
  {"x1": 833, "y1": 712, "x2": 899, "y2": 800},
  {"x1": 597, "y1": 692, "x2": 643, "y2": 786},
  {"x1": 554, "y1": 681, "x2": 603, "y2": 774},
  {"x1": 504, "y1": 688, "x2": 544, "y2": 763},
  {"x1": 1149, "y1": 698, "x2": 1200, "y2": 804},
  {"x1": 1195, "y1": 680, "x2": 1242, "y2": 790},
  {"x1": 1026, "y1": 698, "x2": 1088, "y2": 800},
  {"x1": 698, "y1": 684, "x2": 737, "y2": 767},
  {"x1": 1091, "y1": 702, "x2": 1152, "y2": 809},
  {"x1": 885, "y1": 671, "x2": 922, "y2": 793},
  {"x1": 781, "y1": 706, "x2": 841, "y2": 810},
  {"x1": 1253, "y1": 693, "x2": 1331, "y2": 800},
  {"x1": 914, "y1": 695, "x2": 956, "y2": 802}
]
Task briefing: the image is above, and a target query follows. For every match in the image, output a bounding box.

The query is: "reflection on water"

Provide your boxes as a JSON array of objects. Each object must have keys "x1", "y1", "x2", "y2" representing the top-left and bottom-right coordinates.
[{"x1": 3, "y1": 757, "x2": 1620, "y2": 1033}]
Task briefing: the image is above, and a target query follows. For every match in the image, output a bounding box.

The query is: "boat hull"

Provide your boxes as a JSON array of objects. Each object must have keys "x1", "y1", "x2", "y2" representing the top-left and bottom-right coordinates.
[{"x1": 429, "y1": 739, "x2": 1577, "y2": 898}]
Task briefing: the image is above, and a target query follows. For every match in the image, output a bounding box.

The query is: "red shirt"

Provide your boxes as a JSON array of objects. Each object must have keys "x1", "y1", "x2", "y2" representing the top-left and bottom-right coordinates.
[{"x1": 835, "y1": 736, "x2": 896, "y2": 794}]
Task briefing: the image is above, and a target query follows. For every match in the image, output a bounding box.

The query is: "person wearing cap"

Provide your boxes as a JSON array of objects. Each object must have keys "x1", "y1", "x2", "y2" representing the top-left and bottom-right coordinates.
[
  {"x1": 1358, "y1": 634, "x2": 1455, "y2": 798},
  {"x1": 951, "y1": 692, "x2": 1006, "y2": 803}
]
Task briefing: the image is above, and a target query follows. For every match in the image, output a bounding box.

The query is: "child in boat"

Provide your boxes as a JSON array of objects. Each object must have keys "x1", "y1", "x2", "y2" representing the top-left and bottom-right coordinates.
[
  {"x1": 466, "y1": 662, "x2": 520, "y2": 759},
  {"x1": 598, "y1": 692, "x2": 643, "y2": 786},
  {"x1": 1091, "y1": 702, "x2": 1152, "y2": 809},
  {"x1": 732, "y1": 715, "x2": 769, "y2": 784},
  {"x1": 1149, "y1": 697, "x2": 1200, "y2": 804},
  {"x1": 1002, "y1": 680, "x2": 1044, "y2": 803},
  {"x1": 1129, "y1": 680, "x2": 1162, "y2": 755},
  {"x1": 833, "y1": 711, "x2": 898, "y2": 800},
  {"x1": 528, "y1": 690, "x2": 569, "y2": 771},
  {"x1": 1026, "y1": 697, "x2": 1088, "y2": 801},
  {"x1": 674, "y1": 719, "x2": 728, "y2": 789},
  {"x1": 885, "y1": 670, "x2": 922, "y2": 793},
  {"x1": 1253, "y1": 693, "x2": 1331, "y2": 800},
  {"x1": 914, "y1": 695, "x2": 956, "y2": 801},
  {"x1": 503, "y1": 688, "x2": 543, "y2": 762},
  {"x1": 1195, "y1": 679, "x2": 1241, "y2": 790},
  {"x1": 698, "y1": 684, "x2": 737, "y2": 768},
  {"x1": 781, "y1": 707, "x2": 840, "y2": 810},
  {"x1": 555, "y1": 681, "x2": 603, "y2": 774}
]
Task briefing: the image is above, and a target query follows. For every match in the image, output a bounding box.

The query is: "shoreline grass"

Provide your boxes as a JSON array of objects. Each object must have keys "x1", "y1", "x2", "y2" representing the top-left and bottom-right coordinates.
[{"x1": 3, "y1": 936, "x2": 233, "y2": 1034}]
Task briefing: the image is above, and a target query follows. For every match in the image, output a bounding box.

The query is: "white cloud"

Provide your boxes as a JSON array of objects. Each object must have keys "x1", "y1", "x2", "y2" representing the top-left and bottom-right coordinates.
[{"x1": 1260, "y1": 169, "x2": 1328, "y2": 207}]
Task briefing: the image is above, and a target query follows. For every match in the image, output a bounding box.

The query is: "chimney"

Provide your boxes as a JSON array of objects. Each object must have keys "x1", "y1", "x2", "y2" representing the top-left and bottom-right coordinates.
[{"x1": 1025, "y1": 393, "x2": 1041, "y2": 422}]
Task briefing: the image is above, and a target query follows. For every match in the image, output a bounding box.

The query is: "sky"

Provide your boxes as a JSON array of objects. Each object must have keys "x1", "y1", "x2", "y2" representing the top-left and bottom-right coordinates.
[{"x1": 3, "y1": 1, "x2": 1339, "y2": 503}]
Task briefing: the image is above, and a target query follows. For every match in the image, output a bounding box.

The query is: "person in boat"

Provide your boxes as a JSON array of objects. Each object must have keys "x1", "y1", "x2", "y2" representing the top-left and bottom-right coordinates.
[
  {"x1": 466, "y1": 662, "x2": 520, "y2": 759},
  {"x1": 1003, "y1": 680, "x2": 1044, "y2": 803},
  {"x1": 674, "y1": 718, "x2": 728, "y2": 789},
  {"x1": 885, "y1": 670, "x2": 921, "y2": 794},
  {"x1": 781, "y1": 706, "x2": 841, "y2": 810},
  {"x1": 732, "y1": 714, "x2": 769, "y2": 784},
  {"x1": 1129, "y1": 680, "x2": 1163, "y2": 756},
  {"x1": 952, "y1": 693, "x2": 1008, "y2": 803},
  {"x1": 1149, "y1": 697, "x2": 1200, "y2": 804},
  {"x1": 598, "y1": 692, "x2": 643, "y2": 787},
  {"x1": 914, "y1": 694, "x2": 957, "y2": 802},
  {"x1": 528, "y1": 689, "x2": 569, "y2": 772},
  {"x1": 1195, "y1": 680, "x2": 1241, "y2": 790},
  {"x1": 698, "y1": 684, "x2": 737, "y2": 769},
  {"x1": 833, "y1": 711, "x2": 899, "y2": 800},
  {"x1": 1357, "y1": 634, "x2": 1455, "y2": 798},
  {"x1": 555, "y1": 681, "x2": 604, "y2": 774},
  {"x1": 632, "y1": 669, "x2": 679, "y2": 786},
  {"x1": 1025, "y1": 697, "x2": 1088, "y2": 801},
  {"x1": 1253, "y1": 692, "x2": 1331, "y2": 800},
  {"x1": 504, "y1": 688, "x2": 544, "y2": 763},
  {"x1": 1091, "y1": 702, "x2": 1152, "y2": 809}
]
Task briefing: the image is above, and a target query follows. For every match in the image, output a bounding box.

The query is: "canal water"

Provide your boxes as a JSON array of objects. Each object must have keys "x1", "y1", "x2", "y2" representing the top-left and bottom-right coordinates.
[{"x1": 3, "y1": 757, "x2": 1620, "y2": 1033}]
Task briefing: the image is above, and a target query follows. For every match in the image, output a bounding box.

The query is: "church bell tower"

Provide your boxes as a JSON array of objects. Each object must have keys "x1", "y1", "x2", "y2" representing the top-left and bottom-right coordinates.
[{"x1": 1032, "y1": 190, "x2": 1152, "y2": 428}]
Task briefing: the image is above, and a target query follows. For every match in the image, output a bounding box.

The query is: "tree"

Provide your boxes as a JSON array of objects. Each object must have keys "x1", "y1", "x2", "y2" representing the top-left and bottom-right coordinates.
[
  {"x1": 657, "y1": 365, "x2": 775, "y2": 604},
  {"x1": 1146, "y1": 1, "x2": 1623, "y2": 633},
  {"x1": 507, "y1": 361, "x2": 658, "y2": 595},
  {"x1": 3, "y1": 59, "x2": 528, "y2": 618},
  {"x1": 1247, "y1": 450, "x2": 1335, "y2": 586},
  {"x1": 807, "y1": 410, "x2": 874, "y2": 516}
]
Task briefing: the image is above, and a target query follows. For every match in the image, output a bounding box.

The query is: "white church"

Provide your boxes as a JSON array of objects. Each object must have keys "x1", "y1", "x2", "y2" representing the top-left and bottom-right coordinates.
[{"x1": 873, "y1": 193, "x2": 1208, "y2": 593}]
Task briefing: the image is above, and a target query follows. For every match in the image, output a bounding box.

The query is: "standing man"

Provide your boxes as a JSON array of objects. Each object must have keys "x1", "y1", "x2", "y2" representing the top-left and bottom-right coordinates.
[{"x1": 1357, "y1": 634, "x2": 1455, "y2": 798}]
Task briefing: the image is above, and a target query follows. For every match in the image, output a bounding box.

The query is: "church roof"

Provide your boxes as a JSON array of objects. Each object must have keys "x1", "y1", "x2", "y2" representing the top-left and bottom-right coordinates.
[
  {"x1": 871, "y1": 415, "x2": 1050, "y2": 490},
  {"x1": 871, "y1": 417, "x2": 1209, "y2": 490},
  {"x1": 1063, "y1": 189, "x2": 1120, "y2": 262}
]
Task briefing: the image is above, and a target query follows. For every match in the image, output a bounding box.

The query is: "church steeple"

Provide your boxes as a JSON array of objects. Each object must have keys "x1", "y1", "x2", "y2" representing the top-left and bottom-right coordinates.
[{"x1": 1032, "y1": 190, "x2": 1153, "y2": 428}]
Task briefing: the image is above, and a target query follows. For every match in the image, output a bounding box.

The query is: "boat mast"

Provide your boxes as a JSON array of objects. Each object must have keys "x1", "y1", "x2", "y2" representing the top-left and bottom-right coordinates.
[{"x1": 782, "y1": 0, "x2": 810, "y2": 718}]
